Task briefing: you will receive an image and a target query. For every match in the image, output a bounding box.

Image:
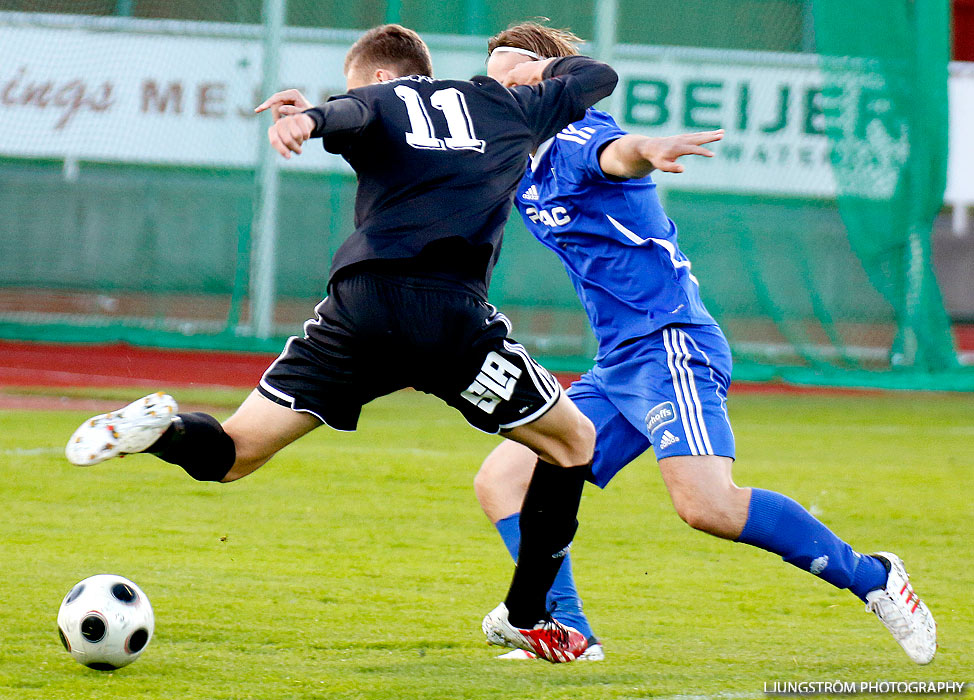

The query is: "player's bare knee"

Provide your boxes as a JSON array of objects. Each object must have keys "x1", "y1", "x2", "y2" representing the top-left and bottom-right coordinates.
[
  {"x1": 541, "y1": 413, "x2": 594, "y2": 467},
  {"x1": 674, "y1": 499, "x2": 721, "y2": 533},
  {"x1": 672, "y1": 486, "x2": 747, "y2": 538},
  {"x1": 578, "y1": 412, "x2": 596, "y2": 452},
  {"x1": 473, "y1": 458, "x2": 500, "y2": 503},
  {"x1": 475, "y1": 450, "x2": 529, "y2": 501},
  {"x1": 561, "y1": 412, "x2": 596, "y2": 465}
]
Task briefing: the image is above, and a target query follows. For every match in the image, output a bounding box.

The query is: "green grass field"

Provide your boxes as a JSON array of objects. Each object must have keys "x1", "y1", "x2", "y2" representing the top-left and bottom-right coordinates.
[{"x1": 0, "y1": 387, "x2": 971, "y2": 700}]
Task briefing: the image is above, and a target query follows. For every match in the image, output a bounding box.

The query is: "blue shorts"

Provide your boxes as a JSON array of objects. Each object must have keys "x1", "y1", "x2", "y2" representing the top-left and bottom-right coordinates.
[{"x1": 568, "y1": 324, "x2": 735, "y2": 488}]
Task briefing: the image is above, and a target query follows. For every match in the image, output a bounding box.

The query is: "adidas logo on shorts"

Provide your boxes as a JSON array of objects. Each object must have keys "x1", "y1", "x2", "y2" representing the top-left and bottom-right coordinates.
[
  {"x1": 522, "y1": 185, "x2": 540, "y2": 201},
  {"x1": 659, "y1": 430, "x2": 680, "y2": 449}
]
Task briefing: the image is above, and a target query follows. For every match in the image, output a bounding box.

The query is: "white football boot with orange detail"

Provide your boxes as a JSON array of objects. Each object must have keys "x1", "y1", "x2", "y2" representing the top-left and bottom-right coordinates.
[
  {"x1": 65, "y1": 392, "x2": 177, "y2": 466},
  {"x1": 865, "y1": 552, "x2": 937, "y2": 664}
]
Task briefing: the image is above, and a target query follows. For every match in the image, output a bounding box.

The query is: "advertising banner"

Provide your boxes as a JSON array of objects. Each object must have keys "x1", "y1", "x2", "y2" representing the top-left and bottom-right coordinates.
[{"x1": 1, "y1": 15, "x2": 971, "y2": 203}]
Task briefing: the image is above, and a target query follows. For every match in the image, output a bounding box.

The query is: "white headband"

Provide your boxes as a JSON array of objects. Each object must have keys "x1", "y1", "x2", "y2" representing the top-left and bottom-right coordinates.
[{"x1": 490, "y1": 46, "x2": 542, "y2": 59}]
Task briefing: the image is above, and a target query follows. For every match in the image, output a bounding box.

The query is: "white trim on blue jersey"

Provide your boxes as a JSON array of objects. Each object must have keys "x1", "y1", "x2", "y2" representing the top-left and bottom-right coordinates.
[
  {"x1": 555, "y1": 124, "x2": 597, "y2": 145},
  {"x1": 530, "y1": 137, "x2": 555, "y2": 172},
  {"x1": 605, "y1": 215, "x2": 700, "y2": 286}
]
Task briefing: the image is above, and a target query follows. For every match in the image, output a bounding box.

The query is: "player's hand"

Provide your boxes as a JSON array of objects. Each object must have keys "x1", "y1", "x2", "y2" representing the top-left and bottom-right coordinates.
[
  {"x1": 501, "y1": 58, "x2": 556, "y2": 87},
  {"x1": 638, "y1": 130, "x2": 724, "y2": 173},
  {"x1": 267, "y1": 113, "x2": 315, "y2": 159},
  {"x1": 599, "y1": 130, "x2": 724, "y2": 179},
  {"x1": 255, "y1": 89, "x2": 313, "y2": 122}
]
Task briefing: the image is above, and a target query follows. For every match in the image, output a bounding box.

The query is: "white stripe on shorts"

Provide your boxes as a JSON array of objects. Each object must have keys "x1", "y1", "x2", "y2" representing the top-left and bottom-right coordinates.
[
  {"x1": 257, "y1": 335, "x2": 352, "y2": 431},
  {"x1": 662, "y1": 328, "x2": 699, "y2": 456},
  {"x1": 663, "y1": 327, "x2": 716, "y2": 456},
  {"x1": 485, "y1": 304, "x2": 513, "y2": 334},
  {"x1": 259, "y1": 336, "x2": 299, "y2": 401},
  {"x1": 502, "y1": 339, "x2": 558, "y2": 401},
  {"x1": 497, "y1": 340, "x2": 562, "y2": 430},
  {"x1": 676, "y1": 328, "x2": 714, "y2": 454},
  {"x1": 680, "y1": 328, "x2": 732, "y2": 424}
]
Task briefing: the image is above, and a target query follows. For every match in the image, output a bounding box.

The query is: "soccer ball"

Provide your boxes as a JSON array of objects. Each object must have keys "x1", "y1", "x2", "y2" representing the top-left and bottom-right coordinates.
[{"x1": 57, "y1": 574, "x2": 154, "y2": 670}]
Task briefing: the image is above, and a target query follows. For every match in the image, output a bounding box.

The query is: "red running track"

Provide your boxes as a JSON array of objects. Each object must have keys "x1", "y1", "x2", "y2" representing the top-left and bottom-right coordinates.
[
  {"x1": 0, "y1": 339, "x2": 920, "y2": 397},
  {"x1": 0, "y1": 341, "x2": 276, "y2": 389}
]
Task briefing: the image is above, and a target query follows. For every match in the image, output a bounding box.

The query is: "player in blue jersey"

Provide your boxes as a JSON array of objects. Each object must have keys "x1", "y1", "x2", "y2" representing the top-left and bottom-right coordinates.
[{"x1": 475, "y1": 22, "x2": 937, "y2": 665}]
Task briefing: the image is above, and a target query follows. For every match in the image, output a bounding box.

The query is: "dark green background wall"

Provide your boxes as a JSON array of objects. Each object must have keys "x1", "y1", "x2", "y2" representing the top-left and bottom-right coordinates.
[{"x1": 0, "y1": 0, "x2": 810, "y2": 52}]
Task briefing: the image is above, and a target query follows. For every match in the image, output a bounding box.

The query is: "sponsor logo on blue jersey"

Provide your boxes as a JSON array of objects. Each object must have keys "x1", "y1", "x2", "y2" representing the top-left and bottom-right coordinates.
[{"x1": 525, "y1": 205, "x2": 571, "y2": 227}]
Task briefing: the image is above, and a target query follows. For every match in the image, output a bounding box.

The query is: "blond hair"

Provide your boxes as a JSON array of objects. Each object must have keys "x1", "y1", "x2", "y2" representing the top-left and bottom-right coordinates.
[{"x1": 487, "y1": 20, "x2": 582, "y2": 59}]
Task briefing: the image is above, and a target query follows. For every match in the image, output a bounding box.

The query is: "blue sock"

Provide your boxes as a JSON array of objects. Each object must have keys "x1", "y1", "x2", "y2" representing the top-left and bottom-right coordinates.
[
  {"x1": 495, "y1": 513, "x2": 596, "y2": 641},
  {"x1": 736, "y1": 488, "x2": 888, "y2": 601}
]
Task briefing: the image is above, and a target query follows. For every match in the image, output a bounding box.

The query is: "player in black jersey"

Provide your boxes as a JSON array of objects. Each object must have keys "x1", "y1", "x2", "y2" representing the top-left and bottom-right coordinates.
[{"x1": 65, "y1": 25, "x2": 618, "y2": 662}]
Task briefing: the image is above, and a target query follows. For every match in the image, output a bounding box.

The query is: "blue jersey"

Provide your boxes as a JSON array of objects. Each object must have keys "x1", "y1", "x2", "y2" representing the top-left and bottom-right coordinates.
[{"x1": 514, "y1": 109, "x2": 715, "y2": 360}]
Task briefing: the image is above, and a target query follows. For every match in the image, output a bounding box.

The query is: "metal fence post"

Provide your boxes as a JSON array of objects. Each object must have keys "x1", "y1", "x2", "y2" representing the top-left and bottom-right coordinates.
[
  {"x1": 593, "y1": 0, "x2": 618, "y2": 63},
  {"x1": 593, "y1": 0, "x2": 619, "y2": 112},
  {"x1": 250, "y1": 0, "x2": 286, "y2": 339}
]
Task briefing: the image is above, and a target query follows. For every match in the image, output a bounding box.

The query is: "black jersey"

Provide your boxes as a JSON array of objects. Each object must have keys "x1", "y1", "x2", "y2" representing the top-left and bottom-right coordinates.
[{"x1": 303, "y1": 56, "x2": 617, "y2": 297}]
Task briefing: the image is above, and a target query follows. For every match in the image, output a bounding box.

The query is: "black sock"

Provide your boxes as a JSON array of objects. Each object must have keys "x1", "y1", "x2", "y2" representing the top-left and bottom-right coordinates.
[
  {"x1": 504, "y1": 458, "x2": 590, "y2": 628},
  {"x1": 148, "y1": 412, "x2": 235, "y2": 482}
]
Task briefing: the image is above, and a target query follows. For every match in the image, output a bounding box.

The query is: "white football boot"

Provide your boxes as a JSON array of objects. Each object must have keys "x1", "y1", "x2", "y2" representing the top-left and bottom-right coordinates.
[
  {"x1": 482, "y1": 602, "x2": 587, "y2": 663},
  {"x1": 65, "y1": 392, "x2": 177, "y2": 466},
  {"x1": 496, "y1": 642, "x2": 604, "y2": 661},
  {"x1": 865, "y1": 552, "x2": 937, "y2": 665}
]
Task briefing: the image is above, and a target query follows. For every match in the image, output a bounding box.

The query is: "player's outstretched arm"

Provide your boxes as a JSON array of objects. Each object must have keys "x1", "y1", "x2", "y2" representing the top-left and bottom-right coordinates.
[
  {"x1": 255, "y1": 92, "x2": 372, "y2": 159},
  {"x1": 255, "y1": 88, "x2": 318, "y2": 159},
  {"x1": 599, "y1": 129, "x2": 724, "y2": 179},
  {"x1": 255, "y1": 89, "x2": 314, "y2": 121}
]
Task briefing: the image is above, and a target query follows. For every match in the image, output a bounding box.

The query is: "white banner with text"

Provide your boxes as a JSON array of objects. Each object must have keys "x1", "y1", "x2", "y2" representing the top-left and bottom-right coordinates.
[{"x1": 1, "y1": 17, "x2": 971, "y2": 203}]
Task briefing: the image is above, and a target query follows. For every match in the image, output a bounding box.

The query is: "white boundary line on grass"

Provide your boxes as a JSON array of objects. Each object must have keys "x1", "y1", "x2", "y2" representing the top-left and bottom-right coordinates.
[
  {"x1": 1, "y1": 447, "x2": 63, "y2": 456},
  {"x1": 625, "y1": 692, "x2": 756, "y2": 700}
]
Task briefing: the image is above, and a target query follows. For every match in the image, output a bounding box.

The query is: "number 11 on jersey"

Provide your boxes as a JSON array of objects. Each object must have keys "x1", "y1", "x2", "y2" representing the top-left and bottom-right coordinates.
[{"x1": 395, "y1": 85, "x2": 486, "y2": 153}]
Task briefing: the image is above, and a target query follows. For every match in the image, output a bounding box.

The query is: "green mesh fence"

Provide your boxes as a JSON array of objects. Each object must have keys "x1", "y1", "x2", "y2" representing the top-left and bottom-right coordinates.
[
  {"x1": 813, "y1": 0, "x2": 958, "y2": 376},
  {"x1": 0, "y1": 1, "x2": 970, "y2": 390}
]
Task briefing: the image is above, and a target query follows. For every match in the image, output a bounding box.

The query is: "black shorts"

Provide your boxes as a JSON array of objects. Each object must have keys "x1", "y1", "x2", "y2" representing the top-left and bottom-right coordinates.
[{"x1": 257, "y1": 271, "x2": 562, "y2": 433}]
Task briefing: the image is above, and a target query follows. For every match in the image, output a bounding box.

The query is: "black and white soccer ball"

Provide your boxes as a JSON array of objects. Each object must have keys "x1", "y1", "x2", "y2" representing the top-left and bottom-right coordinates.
[{"x1": 57, "y1": 574, "x2": 154, "y2": 670}]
